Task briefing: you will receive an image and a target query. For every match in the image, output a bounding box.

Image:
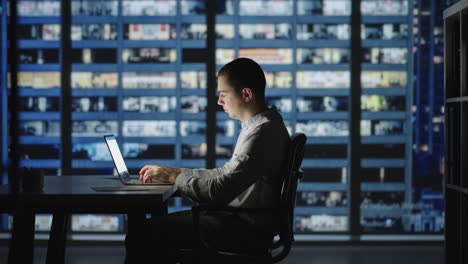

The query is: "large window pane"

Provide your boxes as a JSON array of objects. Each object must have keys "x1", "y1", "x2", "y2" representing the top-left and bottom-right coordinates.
[{"x1": 0, "y1": 0, "x2": 445, "y2": 238}]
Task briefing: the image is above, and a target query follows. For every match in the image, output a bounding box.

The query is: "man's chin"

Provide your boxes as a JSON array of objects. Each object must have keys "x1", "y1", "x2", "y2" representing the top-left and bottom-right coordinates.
[{"x1": 227, "y1": 113, "x2": 241, "y2": 121}]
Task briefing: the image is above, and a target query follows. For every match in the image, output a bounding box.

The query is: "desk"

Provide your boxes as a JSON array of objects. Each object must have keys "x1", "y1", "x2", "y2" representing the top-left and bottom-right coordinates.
[{"x1": 0, "y1": 175, "x2": 177, "y2": 264}]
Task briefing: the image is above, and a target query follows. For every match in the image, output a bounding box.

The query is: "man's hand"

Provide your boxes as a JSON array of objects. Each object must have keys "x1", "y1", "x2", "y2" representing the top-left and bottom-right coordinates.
[{"x1": 139, "y1": 165, "x2": 181, "y2": 184}]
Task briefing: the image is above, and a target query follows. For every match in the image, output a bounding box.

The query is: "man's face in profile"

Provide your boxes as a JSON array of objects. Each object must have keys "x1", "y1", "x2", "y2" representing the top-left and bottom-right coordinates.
[{"x1": 217, "y1": 75, "x2": 246, "y2": 121}]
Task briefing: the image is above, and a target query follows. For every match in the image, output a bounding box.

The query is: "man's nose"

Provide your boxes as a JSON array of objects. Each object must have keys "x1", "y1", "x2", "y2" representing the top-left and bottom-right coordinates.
[{"x1": 217, "y1": 97, "x2": 223, "y2": 105}]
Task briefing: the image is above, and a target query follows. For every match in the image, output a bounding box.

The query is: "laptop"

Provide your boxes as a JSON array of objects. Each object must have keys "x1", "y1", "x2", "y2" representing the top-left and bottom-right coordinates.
[{"x1": 104, "y1": 134, "x2": 171, "y2": 185}]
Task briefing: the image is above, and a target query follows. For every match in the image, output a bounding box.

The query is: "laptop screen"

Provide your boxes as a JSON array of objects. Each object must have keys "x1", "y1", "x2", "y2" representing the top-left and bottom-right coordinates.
[{"x1": 104, "y1": 135, "x2": 130, "y2": 180}]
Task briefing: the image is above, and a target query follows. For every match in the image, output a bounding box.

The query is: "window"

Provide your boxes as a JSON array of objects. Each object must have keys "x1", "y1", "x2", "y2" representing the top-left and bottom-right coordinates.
[{"x1": 1, "y1": 0, "x2": 444, "y2": 237}]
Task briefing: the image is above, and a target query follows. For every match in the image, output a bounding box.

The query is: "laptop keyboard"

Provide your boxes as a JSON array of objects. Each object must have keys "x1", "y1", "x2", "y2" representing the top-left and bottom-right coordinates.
[{"x1": 126, "y1": 178, "x2": 171, "y2": 185}]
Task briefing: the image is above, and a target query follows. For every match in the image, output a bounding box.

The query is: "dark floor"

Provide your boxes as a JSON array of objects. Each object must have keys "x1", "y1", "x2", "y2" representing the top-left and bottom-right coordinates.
[{"x1": 0, "y1": 243, "x2": 444, "y2": 264}]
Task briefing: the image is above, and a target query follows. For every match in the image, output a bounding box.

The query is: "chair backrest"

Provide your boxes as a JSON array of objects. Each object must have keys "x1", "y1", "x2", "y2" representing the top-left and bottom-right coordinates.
[{"x1": 272, "y1": 133, "x2": 306, "y2": 263}]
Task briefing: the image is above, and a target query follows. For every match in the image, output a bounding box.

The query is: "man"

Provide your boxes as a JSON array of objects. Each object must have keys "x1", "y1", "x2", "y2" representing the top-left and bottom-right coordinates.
[{"x1": 125, "y1": 58, "x2": 290, "y2": 263}]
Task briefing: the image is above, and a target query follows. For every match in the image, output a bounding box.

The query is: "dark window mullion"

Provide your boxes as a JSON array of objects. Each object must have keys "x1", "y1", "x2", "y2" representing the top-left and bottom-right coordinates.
[
  {"x1": 117, "y1": 0, "x2": 124, "y2": 143},
  {"x1": 1, "y1": 0, "x2": 10, "y2": 185},
  {"x1": 175, "y1": 0, "x2": 182, "y2": 166},
  {"x1": 61, "y1": 0, "x2": 72, "y2": 175},
  {"x1": 206, "y1": 0, "x2": 216, "y2": 169},
  {"x1": 349, "y1": 0, "x2": 362, "y2": 237},
  {"x1": 8, "y1": 0, "x2": 20, "y2": 193},
  {"x1": 404, "y1": 0, "x2": 416, "y2": 208}
]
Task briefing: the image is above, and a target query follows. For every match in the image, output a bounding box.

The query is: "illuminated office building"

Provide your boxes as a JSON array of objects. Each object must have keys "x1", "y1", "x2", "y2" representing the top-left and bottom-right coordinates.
[{"x1": 0, "y1": 0, "x2": 448, "y2": 239}]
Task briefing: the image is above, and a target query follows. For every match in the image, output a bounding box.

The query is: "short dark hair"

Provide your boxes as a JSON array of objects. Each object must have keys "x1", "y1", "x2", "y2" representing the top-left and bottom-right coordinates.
[{"x1": 217, "y1": 58, "x2": 266, "y2": 101}]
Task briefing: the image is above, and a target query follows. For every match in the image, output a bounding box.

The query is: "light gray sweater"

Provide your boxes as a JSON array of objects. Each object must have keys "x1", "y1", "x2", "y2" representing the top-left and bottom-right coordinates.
[{"x1": 175, "y1": 107, "x2": 290, "y2": 212}]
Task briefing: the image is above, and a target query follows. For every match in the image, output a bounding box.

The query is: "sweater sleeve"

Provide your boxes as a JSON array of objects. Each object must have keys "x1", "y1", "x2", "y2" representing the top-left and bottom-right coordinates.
[{"x1": 174, "y1": 126, "x2": 266, "y2": 206}]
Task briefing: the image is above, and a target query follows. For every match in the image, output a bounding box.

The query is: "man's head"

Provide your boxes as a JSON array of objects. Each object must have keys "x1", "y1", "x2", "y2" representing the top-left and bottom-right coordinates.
[{"x1": 217, "y1": 58, "x2": 267, "y2": 121}]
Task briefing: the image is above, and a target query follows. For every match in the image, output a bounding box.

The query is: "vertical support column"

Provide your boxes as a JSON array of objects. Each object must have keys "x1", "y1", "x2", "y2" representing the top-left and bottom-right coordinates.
[
  {"x1": 7, "y1": 1, "x2": 26, "y2": 262},
  {"x1": 117, "y1": 0, "x2": 124, "y2": 153},
  {"x1": 205, "y1": 0, "x2": 216, "y2": 169},
  {"x1": 349, "y1": 0, "x2": 362, "y2": 238},
  {"x1": 405, "y1": 0, "x2": 415, "y2": 205},
  {"x1": 175, "y1": 0, "x2": 182, "y2": 169},
  {"x1": 428, "y1": 0, "x2": 436, "y2": 153},
  {"x1": 443, "y1": 9, "x2": 449, "y2": 260},
  {"x1": 8, "y1": 0, "x2": 19, "y2": 196},
  {"x1": 61, "y1": 0, "x2": 72, "y2": 176},
  {"x1": 291, "y1": 0, "x2": 298, "y2": 134},
  {"x1": 1, "y1": 0, "x2": 8, "y2": 186},
  {"x1": 414, "y1": 0, "x2": 422, "y2": 151}
]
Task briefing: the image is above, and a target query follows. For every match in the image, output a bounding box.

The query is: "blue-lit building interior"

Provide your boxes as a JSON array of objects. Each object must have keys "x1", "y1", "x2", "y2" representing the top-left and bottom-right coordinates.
[{"x1": 0, "y1": 0, "x2": 454, "y2": 244}]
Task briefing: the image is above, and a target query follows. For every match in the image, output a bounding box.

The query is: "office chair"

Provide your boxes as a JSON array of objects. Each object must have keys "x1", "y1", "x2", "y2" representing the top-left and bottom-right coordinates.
[{"x1": 179, "y1": 132, "x2": 307, "y2": 263}]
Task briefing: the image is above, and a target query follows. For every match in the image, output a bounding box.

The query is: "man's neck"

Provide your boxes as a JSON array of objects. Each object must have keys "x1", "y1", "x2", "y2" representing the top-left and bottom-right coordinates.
[{"x1": 239, "y1": 103, "x2": 268, "y2": 123}]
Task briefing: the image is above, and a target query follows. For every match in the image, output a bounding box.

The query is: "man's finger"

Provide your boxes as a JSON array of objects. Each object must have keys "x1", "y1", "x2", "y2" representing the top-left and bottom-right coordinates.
[
  {"x1": 139, "y1": 165, "x2": 148, "y2": 176},
  {"x1": 139, "y1": 166, "x2": 151, "y2": 181},
  {"x1": 143, "y1": 171, "x2": 152, "y2": 183},
  {"x1": 142, "y1": 172, "x2": 147, "y2": 183}
]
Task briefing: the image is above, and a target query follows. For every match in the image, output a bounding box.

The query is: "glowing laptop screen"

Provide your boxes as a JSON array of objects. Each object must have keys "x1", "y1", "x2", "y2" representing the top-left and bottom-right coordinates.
[{"x1": 104, "y1": 135, "x2": 130, "y2": 180}]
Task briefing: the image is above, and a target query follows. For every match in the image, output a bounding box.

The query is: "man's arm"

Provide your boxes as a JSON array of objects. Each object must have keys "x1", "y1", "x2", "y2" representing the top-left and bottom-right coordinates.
[
  {"x1": 139, "y1": 165, "x2": 180, "y2": 183},
  {"x1": 139, "y1": 166, "x2": 225, "y2": 183},
  {"x1": 175, "y1": 126, "x2": 268, "y2": 206}
]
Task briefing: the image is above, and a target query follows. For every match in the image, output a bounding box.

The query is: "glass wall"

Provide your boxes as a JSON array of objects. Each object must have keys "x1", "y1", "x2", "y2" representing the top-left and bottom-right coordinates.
[
  {"x1": 295, "y1": 0, "x2": 351, "y2": 233},
  {"x1": 358, "y1": 0, "x2": 410, "y2": 234},
  {"x1": 5, "y1": 0, "x2": 62, "y2": 231},
  {"x1": 0, "y1": 0, "x2": 446, "y2": 239},
  {"x1": 410, "y1": 0, "x2": 445, "y2": 234}
]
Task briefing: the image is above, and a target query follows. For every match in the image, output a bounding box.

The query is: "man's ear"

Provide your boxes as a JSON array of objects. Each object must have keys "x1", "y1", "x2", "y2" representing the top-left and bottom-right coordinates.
[{"x1": 242, "y1": 88, "x2": 253, "y2": 102}]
